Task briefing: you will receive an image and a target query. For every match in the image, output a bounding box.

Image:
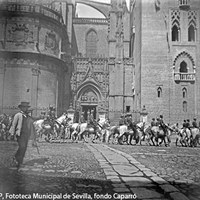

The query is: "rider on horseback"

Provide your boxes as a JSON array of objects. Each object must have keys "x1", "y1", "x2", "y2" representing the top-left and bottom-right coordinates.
[
  {"x1": 44, "y1": 105, "x2": 56, "y2": 129},
  {"x1": 126, "y1": 114, "x2": 138, "y2": 144},
  {"x1": 151, "y1": 118, "x2": 156, "y2": 127},
  {"x1": 158, "y1": 115, "x2": 167, "y2": 135},
  {"x1": 119, "y1": 114, "x2": 125, "y2": 126},
  {"x1": 192, "y1": 118, "x2": 198, "y2": 128}
]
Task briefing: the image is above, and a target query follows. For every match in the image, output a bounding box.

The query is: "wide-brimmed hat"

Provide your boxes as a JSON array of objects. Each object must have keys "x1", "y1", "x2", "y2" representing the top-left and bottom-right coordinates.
[{"x1": 18, "y1": 101, "x2": 31, "y2": 108}]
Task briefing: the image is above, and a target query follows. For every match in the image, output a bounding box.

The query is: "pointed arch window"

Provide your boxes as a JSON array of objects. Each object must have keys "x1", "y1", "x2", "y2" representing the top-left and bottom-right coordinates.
[
  {"x1": 86, "y1": 30, "x2": 98, "y2": 58},
  {"x1": 171, "y1": 10, "x2": 180, "y2": 42},
  {"x1": 188, "y1": 10, "x2": 197, "y2": 42},
  {"x1": 183, "y1": 101, "x2": 187, "y2": 112},
  {"x1": 182, "y1": 87, "x2": 187, "y2": 98},
  {"x1": 179, "y1": 61, "x2": 188, "y2": 73},
  {"x1": 172, "y1": 25, "x2": 179, "y2": 41},
  {"x1": 188, "y1": 25, "x2": 195, "y2": 41},
  {"x1": 157, "y1": 87, "x2": 162, "y2": 98}
]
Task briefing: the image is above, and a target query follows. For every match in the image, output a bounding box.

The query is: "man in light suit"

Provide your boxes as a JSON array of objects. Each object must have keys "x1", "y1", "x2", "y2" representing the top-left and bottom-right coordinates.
[{"x1": 9, "y1": 101, "x2": 33, "y2": 169}]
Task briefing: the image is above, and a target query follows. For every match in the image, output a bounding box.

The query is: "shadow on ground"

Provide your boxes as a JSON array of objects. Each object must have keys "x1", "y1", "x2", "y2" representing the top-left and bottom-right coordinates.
[
  {"x1": 1, "y1": 168, "x2": 198, "y2": 200},
  {"x1": 24, "y1": 158, "x2": 49, "y2": 166}
]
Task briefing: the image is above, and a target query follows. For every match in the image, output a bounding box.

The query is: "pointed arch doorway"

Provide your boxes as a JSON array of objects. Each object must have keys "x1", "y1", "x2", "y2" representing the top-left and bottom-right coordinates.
[
  {"x1": 82, "y1": 105, "x2": 97, "y2": 120},
  {"x1": 78, "y1": 87, "x2": 99, "y2": 121}
]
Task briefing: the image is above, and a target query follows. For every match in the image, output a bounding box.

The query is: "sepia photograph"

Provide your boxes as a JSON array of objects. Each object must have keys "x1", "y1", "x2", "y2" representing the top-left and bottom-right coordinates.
[{"x1": 0, "y1": 0, "x2": 200, "y2": 199}]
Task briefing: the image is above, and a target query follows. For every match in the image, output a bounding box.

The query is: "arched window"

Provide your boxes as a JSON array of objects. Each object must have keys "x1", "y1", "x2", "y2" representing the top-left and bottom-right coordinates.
[
  {"x1": 172, "y1": 25, "x2": 179, "y2": 41},
  {"x1": 188, "y1": 11, "x2": 197, "y2": 42},
  {"x1": 171, "y1": 10, "x2": 180, "y2": 42},
  {"x1": 188, "y1": 25, "x2": 195, "y2": 41},
  {"x1": 86, "y1": 30, "x2": 97, "y2": 58},
  {"x1": 182, "y1": 87, "x2": 187, "y2": 98},
  {"x1": 179, "y1": 61, "x2": 188, "y2": 73},
  {"x1": 183, "y1": 101, "x2": 187, "y2": 112},
  {"x1": 157, "y1": 87, "x2": 162, "y2": 98}
]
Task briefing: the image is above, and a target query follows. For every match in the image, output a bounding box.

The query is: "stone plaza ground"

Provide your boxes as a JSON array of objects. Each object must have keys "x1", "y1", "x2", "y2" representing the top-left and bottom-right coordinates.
[{"x1": 0, "y1": 140, "x2": 199, "y2": 200}]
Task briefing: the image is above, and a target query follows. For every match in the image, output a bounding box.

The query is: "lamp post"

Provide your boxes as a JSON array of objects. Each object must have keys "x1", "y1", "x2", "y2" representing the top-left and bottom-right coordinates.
[{"x1": 140, "y1": 105, "x2": 148, "y2": 123}]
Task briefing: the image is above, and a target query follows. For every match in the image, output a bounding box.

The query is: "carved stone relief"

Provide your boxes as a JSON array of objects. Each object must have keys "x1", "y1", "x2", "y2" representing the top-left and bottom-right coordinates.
[
  {"x1": 44, "y1": 30, "x2": 59, "y2": 53},
  {"x1": 81, "y1": 90, "x2": 98, "y2": 103},
  {"x1": 7, "y1": 23, "x2": 34, "y2": 46}
]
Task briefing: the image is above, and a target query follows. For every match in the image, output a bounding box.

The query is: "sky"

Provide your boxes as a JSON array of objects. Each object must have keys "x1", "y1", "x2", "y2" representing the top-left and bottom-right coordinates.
[{"x1": 76, "y1": 0, "x2": 130, "y2": 18}]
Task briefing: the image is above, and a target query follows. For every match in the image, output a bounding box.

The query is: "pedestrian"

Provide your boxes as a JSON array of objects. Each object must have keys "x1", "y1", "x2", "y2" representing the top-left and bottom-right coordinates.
[{"x1": 9, "y1": 101, "x2": 34, "y2": 169}]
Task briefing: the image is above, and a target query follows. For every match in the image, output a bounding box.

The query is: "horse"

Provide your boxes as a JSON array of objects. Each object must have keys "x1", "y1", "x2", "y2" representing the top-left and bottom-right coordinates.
[
  {"x1": 96, "y1": 118, "x2": 111, "y2": 142},
  {"x1": 191, "y1": 128, "x2": 200, "y2": 147},
  {"x1": 148, "y1": 124, "x2": 172, "y2": 146},
  {"x1": 78, "y1": 121, "x2": 100, "y2": 143},
  {"x1": 33, "y1": 113, "x2": 69, "y2": 142},
  {"x1": 107, "y1": 125, "x2": 120, "y2": 144},
  {"x1": 67, "y1": 122, "x2": 80, "y2": 142},
  {"x1": 106, "y1": 122, "x2": 139, "y2": 145},
  {"x1": 75, "y1": 119, "x2": 108, "y2": 143},
  {"x1": 136, "y1": 122, "x2": 151, "y2": 145},
  {"x1": 115, "y1": 122, "x2": 139, "y2": 145},
  {"x1": 175, "y1": 127, "x2": 193, "y2": 147},
  {"x1": 53, "y1": 113, "x2": 70, "y2": 141}
]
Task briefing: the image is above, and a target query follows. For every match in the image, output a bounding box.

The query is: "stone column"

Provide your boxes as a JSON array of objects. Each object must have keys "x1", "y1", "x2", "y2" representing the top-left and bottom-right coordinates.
[
  {"x1": 31, "y1": 67, "x2": 40, "y2": 117},
  {"x1": 0, "y1": 62, "x2": 6, "y2": 113}
]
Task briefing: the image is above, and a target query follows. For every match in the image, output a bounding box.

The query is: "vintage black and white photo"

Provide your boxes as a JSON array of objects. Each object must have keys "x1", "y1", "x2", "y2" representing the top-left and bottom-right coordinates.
[{"x1": 0, "y1": 0, "x2": 200, "y2": 200}]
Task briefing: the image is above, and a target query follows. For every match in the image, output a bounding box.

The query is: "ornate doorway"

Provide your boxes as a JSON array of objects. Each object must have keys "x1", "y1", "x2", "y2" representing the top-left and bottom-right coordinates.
[{"x1": 82, "y1": 105, "x2": 97, "y2": 120}]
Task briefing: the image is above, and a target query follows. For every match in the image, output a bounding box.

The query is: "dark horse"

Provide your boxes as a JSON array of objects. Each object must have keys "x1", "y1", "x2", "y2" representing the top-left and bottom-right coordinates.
[{"x1": 118, "y1": 122, "x2": 139, "y2": 145}]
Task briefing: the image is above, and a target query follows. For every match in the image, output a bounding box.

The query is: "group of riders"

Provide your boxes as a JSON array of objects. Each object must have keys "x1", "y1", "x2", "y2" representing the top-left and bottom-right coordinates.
[{"x1": 0, "y1": 106, "x2": 200, "y2": 147}]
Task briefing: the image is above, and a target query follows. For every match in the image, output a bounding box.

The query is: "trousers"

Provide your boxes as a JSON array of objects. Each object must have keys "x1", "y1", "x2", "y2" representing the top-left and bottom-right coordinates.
[{"x1": 15, "y1": 116, "x2": 30, "y2": 166}]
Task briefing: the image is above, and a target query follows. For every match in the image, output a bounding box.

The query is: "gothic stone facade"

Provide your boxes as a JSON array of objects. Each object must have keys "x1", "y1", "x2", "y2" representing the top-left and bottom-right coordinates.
[
  {"x1": 71, "y1": 0, "x2": 134, "y2": 123},
  {"x1": 130, "y1": 0, "x2": 200, "y2": 124},
  {"x1": 2, "y1": 0, "x2": 199, "y2": 124}
]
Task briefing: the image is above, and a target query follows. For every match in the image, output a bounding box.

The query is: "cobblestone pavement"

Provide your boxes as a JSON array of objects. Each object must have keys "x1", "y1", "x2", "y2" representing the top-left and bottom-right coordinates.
[
  {"x1": 87, "y1": 143, "x2": 190, "y2": 200},
  {"x1": 109, "y1": 143, "x2": 200, "y2": 200},
  {"x1": 0, "y1": 141, "x2": 113, "y2": 199},
  {"x1": 0, "y1": 140, "x2": 198, "y2": 200}
]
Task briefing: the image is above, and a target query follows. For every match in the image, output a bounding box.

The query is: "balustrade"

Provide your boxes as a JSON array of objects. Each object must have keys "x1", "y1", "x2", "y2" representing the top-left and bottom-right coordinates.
[
  {"x1": 174, "y1": 72, "x2": 195, "y2": 81},
  {"x1": 0, "y1": 3, "x2": 63, "y2": 24}
]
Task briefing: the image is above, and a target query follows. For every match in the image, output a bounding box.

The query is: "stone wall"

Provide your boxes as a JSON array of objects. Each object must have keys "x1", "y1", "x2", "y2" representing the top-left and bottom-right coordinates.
[
  {"x1": 0, "y1": 2, "x2": 69, "y2": 116},
  {"x1": 131, "y1": 0, "x2": 200, "y2": 124}
]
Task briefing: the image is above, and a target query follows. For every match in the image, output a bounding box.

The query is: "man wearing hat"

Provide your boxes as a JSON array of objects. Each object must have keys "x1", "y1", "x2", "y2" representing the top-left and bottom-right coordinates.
[
  {"x1": 158, "y1": 115, "x2": 167, "y2": 135},
  {"x1": 9, "y1": 101, "x2": 32, "y2": 169}
]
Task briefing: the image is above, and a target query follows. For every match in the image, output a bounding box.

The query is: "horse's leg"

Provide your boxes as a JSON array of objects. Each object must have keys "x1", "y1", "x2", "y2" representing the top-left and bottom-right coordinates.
[
  {"x1": 71, "y1": 131, "x2": 75, "y2": 142},
  {"x1": 139, "y1": 135, "x2": 143, "y2": 145},
  {"x1": 82, "y1": 131, "x2": 88, "y2": 143},
  {"x1": 175, "y1": 137, "x2": 179, "y2": 146},
  {"x1": 155, "y1": 137, "x2": 159, "y2": 146}
]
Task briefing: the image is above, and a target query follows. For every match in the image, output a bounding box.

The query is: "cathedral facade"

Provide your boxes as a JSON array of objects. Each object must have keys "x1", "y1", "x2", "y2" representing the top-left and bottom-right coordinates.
[{"x1": 1, "y1": 0, "x2": 199, "y2": 124}]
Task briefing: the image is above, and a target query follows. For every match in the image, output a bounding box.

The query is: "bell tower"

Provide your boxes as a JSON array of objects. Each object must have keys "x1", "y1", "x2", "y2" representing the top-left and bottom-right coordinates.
[{"x1": 108, "y1": 0, "x2": 134, "y2": 123}]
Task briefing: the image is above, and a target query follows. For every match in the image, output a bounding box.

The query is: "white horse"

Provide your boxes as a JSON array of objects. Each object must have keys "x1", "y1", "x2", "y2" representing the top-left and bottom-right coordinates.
[
  {"x1": 34, "y1": 113, "x2": 68, "y2": 142},
  {"x1": 136, "y1": 122, "x2": 151, "y2": 145},
  {"x1": 67, "y1": 122, "x2": 80, "y2": 142},
  {"x1": 96, "y1": 118, "x2": 111, "y2": 142},
  {"x1": 175, "y1": 127, "x2": 192, "y2": 147},
  {"x1": 77, "y1": 120, "x2": 107, "y2": 143}
]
